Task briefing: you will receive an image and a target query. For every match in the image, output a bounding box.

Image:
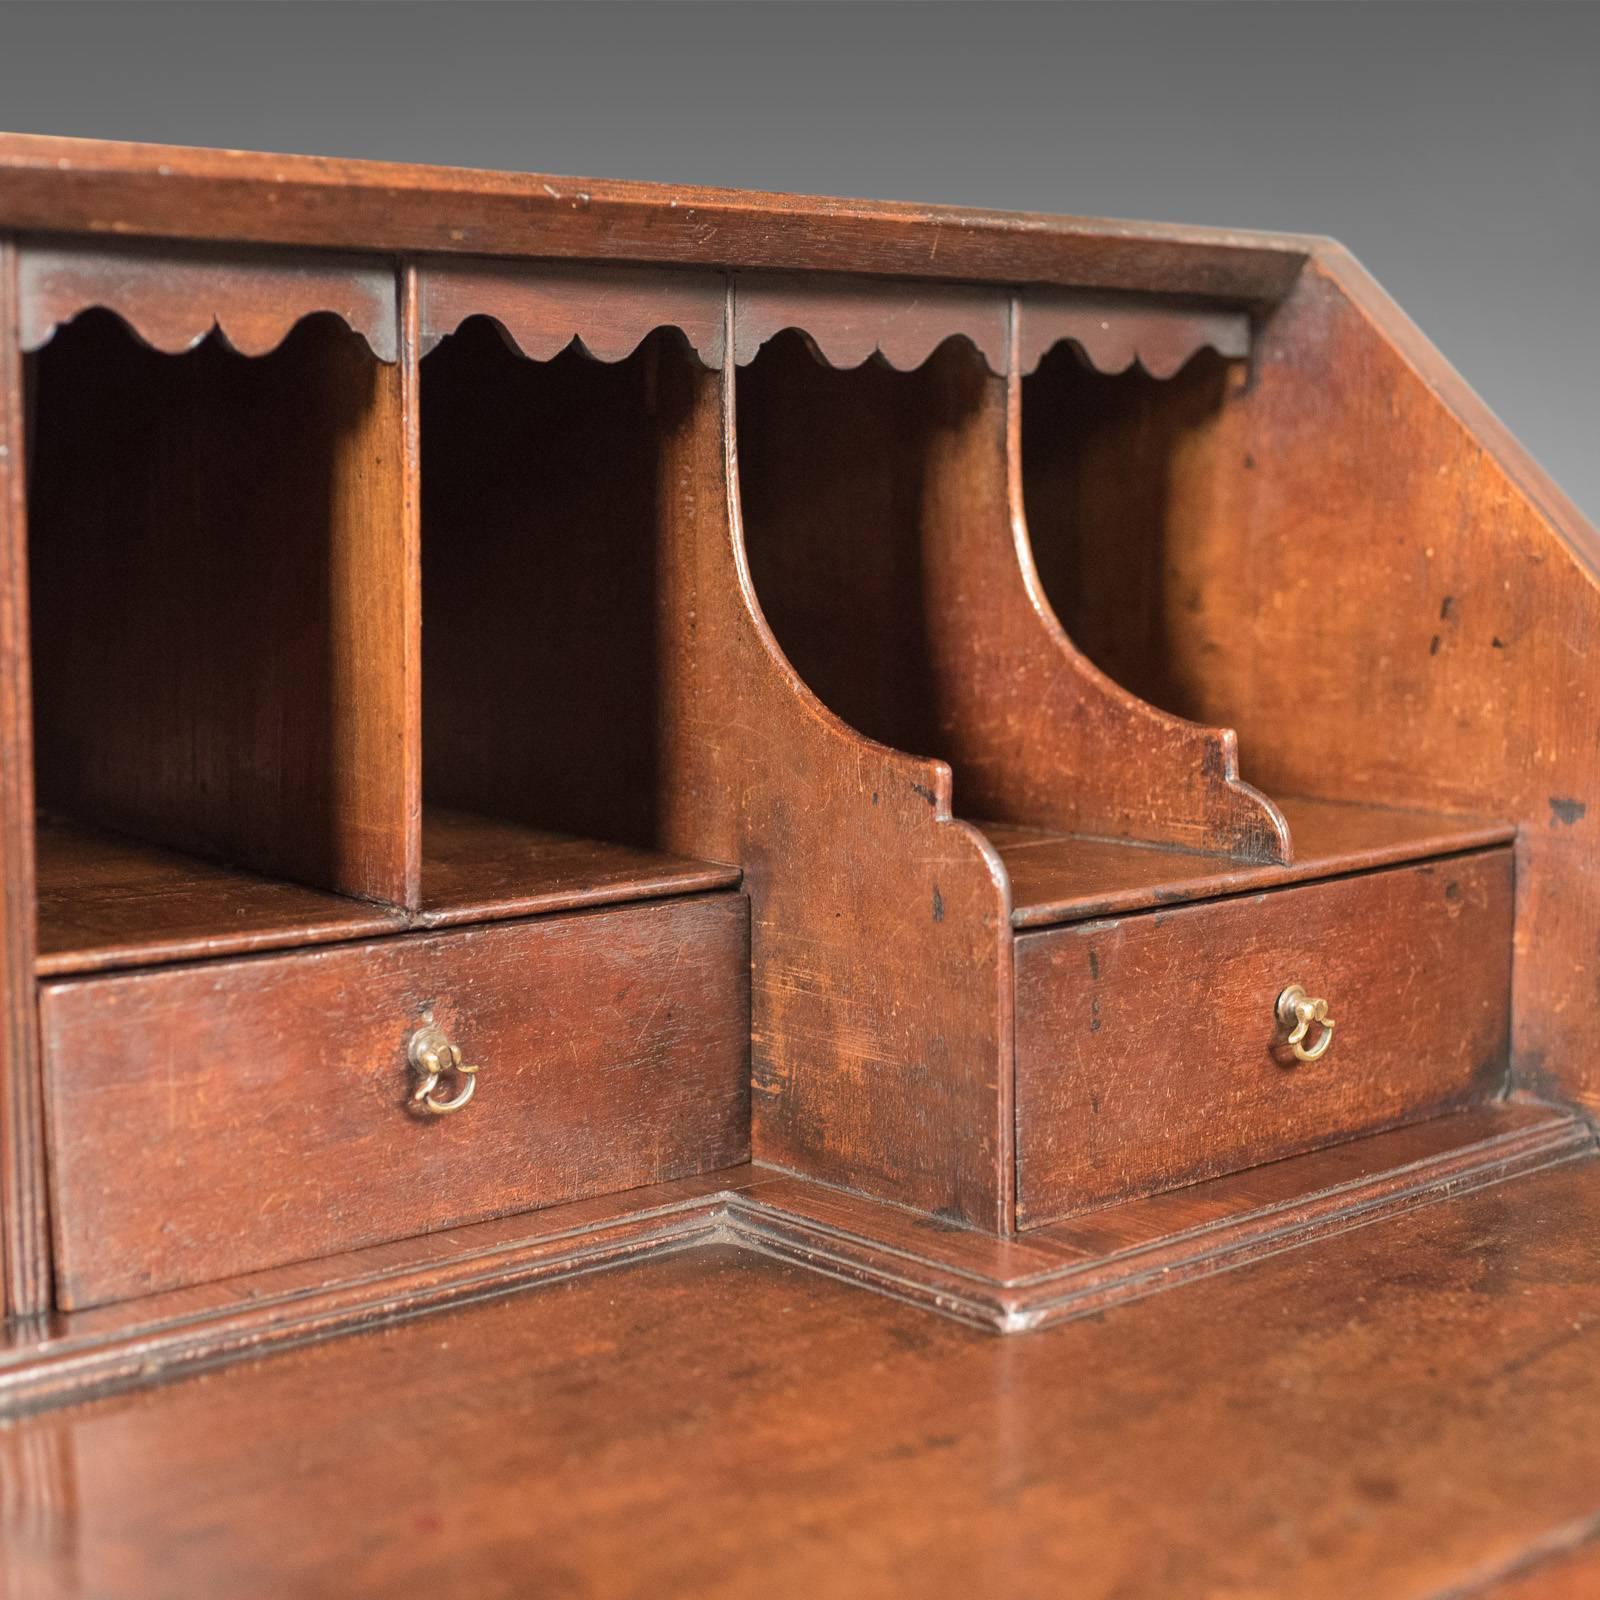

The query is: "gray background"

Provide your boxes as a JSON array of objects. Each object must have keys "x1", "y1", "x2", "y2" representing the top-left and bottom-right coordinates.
[{"x1": 0, "y1": 0, "x2": 1593, "y2": 517}]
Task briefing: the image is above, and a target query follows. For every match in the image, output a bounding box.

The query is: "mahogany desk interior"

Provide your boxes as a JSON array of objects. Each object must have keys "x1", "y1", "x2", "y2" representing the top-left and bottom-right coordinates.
[{"x1": 0, "y1": 133, "x2": 1597, "y2": 1594}]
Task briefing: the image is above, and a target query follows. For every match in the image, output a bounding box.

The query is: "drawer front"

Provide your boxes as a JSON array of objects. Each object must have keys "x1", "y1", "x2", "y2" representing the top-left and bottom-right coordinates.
[
  {"x1": 43, "y1": 894, "x2": 749, "y2": 1308},
  {"x1": 1015, "y1": 850, "x2": 1513, "y2": 1227}
]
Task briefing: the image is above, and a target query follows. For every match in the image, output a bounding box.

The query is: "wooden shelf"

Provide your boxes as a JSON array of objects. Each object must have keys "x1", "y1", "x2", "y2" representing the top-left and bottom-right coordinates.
[
  {"x1": 36, "y1": 811, "x2": 744, "y2": 977},
  {"x1": 35, "y1": 816, "x2": 406, "y2": 978},
  {"x1": 984, "y1": 798, "x2": 1516, "y2": 930},
  {"x1": 417, "y1": 808, "x2": 741, "y2": 928}
]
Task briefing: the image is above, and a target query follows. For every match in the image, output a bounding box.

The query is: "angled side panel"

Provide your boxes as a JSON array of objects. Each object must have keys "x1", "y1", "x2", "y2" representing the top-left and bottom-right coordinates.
[{"x1": 1139, "y1": 245, "x2": 1600, "y2": 1108}]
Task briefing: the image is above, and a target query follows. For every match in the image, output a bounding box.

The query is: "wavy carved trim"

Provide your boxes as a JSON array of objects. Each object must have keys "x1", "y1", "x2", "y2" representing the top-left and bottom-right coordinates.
[
  {"x1": 18, "y1": 238, "x2": 398, "y2": 361},
  {"x1": 1017, "y1": 290, "x2": 1249, "y2": 379},
  {"x1": 734, "y1": 274, "x2": 1009, "y2": 374},
  {"x1": 417, "y1": 260, "x2": 725, "y2": 368}
]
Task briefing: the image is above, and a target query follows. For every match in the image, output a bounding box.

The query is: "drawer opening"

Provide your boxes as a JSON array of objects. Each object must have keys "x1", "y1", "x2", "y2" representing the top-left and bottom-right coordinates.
[
  {"x1": 26, "y1": 306, "x2": 415, "y2": 976},
  {"x1": 418, "y1": 316, "x2": 740, "y2": 926}
]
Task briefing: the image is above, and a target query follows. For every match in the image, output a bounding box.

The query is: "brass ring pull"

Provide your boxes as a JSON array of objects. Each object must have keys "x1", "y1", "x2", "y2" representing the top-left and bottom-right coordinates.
[
  {"x1": 1275, "y1": 984, "x2": 1335, "y2": 1064},
  {"x1": 407, "y1": 1025, "x2": 479, "y2": 1116}
]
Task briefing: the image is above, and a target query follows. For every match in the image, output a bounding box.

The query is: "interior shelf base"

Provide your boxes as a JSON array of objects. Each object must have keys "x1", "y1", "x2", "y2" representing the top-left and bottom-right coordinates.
[
  {"x1": 35, "y1": 816, "x2": 408, "y2": 978},
  {"x1": 984, "y1": 797, "x2": 1517, "y2": 929},
  {"x1": 35, "y1": 811, "x2": 744, "y2": 978},
  {"x1": 417, "y1": 807, "x2": 742, "y2": 928}
]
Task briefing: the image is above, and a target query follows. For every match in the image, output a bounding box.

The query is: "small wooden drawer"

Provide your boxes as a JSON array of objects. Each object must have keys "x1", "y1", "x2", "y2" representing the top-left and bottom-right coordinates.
[
  {"x1": 41, "y1": 894, "x2": 750, "y2": 1309},
  {"x1": 1014, "y1": 850, "x2": 1513, "y2": 1228}
]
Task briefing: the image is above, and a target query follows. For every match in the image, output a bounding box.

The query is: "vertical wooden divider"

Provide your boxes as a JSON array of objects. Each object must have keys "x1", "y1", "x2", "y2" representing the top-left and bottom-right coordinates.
[
  {"x1": 0, "y1": 238, "x2": 50, "y2": 1316},
  {"x1": 909, "y1": 300, "x2": 1290, "y2": 862},
  {"x1": 395, "y1": 262, "x2": 424, "y2": 910},
  {"x1": 658, "y1": 289, "x2": 1017, "y2": 1233},
  {"x1": 315, "y1": 272, "x2": 417, "y2": 907},
  {"x1": 730, "y1": 276, "x2": 1288, "y2": 866}
]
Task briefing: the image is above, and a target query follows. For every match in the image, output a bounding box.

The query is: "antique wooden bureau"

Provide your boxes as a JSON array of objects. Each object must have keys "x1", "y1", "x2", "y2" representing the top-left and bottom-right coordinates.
[{"x1": 0, "y1": 133, "x2": 1594, "y2": 1411}]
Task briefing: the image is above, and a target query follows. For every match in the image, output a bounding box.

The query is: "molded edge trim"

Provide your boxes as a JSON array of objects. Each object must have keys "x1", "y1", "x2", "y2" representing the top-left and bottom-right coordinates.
[
  {"x1": 0, "y1": 132, "x2": 1316, "y2": 303},
  {"x1": 0, "y1": 236, "x2": 51, "y2": 1317},
  {"x1": 0, "y1": 1104, "x2": 1585, "y2": 1414}
]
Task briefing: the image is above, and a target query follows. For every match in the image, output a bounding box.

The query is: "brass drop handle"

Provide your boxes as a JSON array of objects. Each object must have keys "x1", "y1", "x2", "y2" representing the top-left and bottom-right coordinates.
[
  {"x1": 407, "y1": 1025, "x2": 479, "y2": 1116},
  {"x1": 1275, "y1": 984, "x2": 1335, "y2": 1064}
]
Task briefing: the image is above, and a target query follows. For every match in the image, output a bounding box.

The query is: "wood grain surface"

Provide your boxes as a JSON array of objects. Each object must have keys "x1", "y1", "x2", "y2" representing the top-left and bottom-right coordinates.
[
  {"x1": 417, "y1": 808, "x2": 740, "y2": 929},
  {"x1": 0, "y1": 1102, "x2": 1579, "y2": 1409},
  {"x1": 1016, "y1": 848, "x2": 1514, "y2": 1222},
  {"x1": 0, "y1": 237, "x2": 48, "y2": 1316},
  {"x1": 987, "y1": 797, "x2": 1514, "y2": 928},
  {"x1": 3, "y1": 1154, "x2": 1599, "y2": 1599},
  {"x1": 41, "y1": 893, "x2": 750, "y2": 1307},
  {"x1": 27, "y1": 309, "x2": 414, "y2": 907},
  {"x1": 0, "y1": 132, "x2": 1316, "y2": 300},
  {"x1": 34, "y1": 817, "x2": 409, "y2": 977},
  {"x1": 33, "y1": 812, "x2": 743, "y2": 974}
]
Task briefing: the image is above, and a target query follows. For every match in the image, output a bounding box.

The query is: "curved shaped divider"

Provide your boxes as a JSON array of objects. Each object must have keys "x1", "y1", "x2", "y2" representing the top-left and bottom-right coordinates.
[
  {"x1": 987, "y1": 302, "x2": 1290, "y2": 862},
  {"x1": 729, "y1": 275, "x2": 1290, "y2": 867},
  {"x1": 656, "y1": 299, "x2": 1018, "y2": 1233}
]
